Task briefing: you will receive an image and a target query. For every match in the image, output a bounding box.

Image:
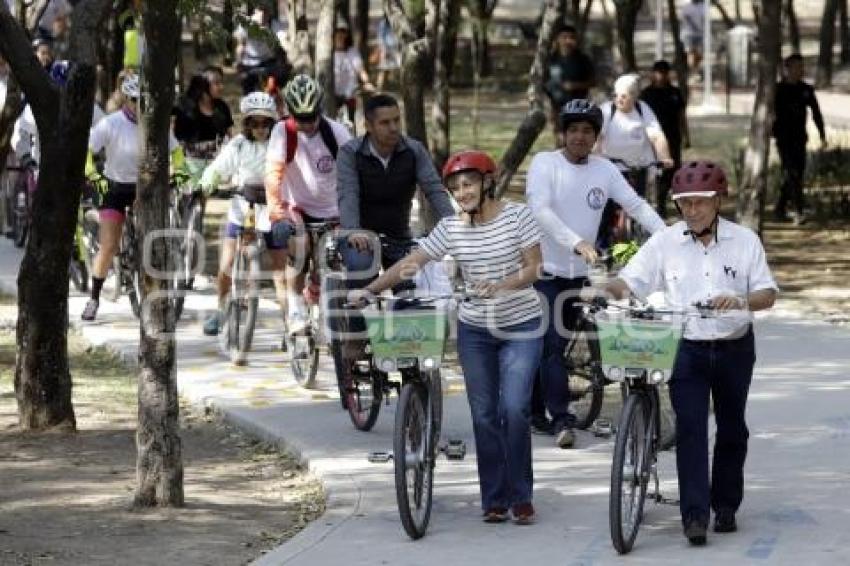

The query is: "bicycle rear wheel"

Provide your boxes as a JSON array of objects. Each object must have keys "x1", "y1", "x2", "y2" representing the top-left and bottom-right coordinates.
[
  {"x1": 347, "y1": 370, "x2": 382, "y2": 432},
  {"x1": 223, "y1": 243, "x2": 259, "y2": 365},
  {"x1": 174, "y1": 195, "x2": 204, "y2": 319},
  {"x1": 394, "y1": 381, "x2": 434, "y2": 540},
  {"x1": 325, "y1": 272, "x2": 356, "y2": 409},
  {"x1": 610, "y1": 392, "x2": 652, "y2": 554},
  {"x1": 287, "y1": 309, "x2": 320, "y2": 388},
  {"x1": 12, "y1": 181, "x2": 28, "y2": 248},
  {"x1": 564, "y1": 323, "x2": 604, "y2": 429}
]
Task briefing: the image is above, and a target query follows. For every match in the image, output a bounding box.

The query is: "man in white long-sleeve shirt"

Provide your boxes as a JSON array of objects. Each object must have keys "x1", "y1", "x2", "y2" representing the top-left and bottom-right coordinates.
[{"x1": 525, "y1": 99, "x2": 665, "y2": 448}]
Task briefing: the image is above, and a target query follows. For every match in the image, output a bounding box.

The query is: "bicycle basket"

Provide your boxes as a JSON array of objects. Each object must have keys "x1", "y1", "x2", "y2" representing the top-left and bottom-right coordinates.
[
  {"x1": 363, "y1": 309, "x2": 448, "y2": 372},
  {"x1": 595, "y1": 314, "x2": 683, "y2": 383}
]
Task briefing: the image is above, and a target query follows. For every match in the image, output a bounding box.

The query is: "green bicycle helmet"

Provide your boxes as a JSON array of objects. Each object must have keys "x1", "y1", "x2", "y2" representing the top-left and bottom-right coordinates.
[{"x1": 283, "y1": 74, "x2": 323, "y2": 120}]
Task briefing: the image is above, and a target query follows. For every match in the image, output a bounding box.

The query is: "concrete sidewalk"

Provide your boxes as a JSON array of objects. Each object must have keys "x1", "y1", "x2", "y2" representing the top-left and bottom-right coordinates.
[{"x1": 3, "y1": 237, "x2": 850, "y2": 565}]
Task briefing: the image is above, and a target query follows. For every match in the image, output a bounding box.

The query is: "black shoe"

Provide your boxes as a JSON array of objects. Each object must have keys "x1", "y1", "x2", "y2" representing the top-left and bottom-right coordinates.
[
  {"x1": 684, "y1": 519, "x2": 707, "y2": 546},
  {"x1": 530, "y1": 415, "x2": 554, "y2": 436},
  {"x1": 714, "y1": 509, "x2": 737, "y2": 533}
]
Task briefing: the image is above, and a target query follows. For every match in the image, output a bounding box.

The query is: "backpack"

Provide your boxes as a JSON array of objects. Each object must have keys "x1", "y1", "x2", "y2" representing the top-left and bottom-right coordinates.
[{"x1": 284, "y1": 116, "x2": 339, "y2": 164}]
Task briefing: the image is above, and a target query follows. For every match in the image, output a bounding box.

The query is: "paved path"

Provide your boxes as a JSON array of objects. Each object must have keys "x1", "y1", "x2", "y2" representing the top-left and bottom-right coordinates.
[{"x1": 3, "y1": 237, "x2": 850, "y2": 565}]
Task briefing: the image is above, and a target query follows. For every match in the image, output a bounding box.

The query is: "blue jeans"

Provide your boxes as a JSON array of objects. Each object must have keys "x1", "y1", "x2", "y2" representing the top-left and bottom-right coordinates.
[
  {"x1": 534, "y1": 275, "x2": 587, "y2": 430},
  {"x1": 457, "y1": 317, "x2": 543, "y2": 511},
  {"x1": 339, "y1": 234, "x2": 416, "y2": 292},
  {"x1": 669, "y1": 328, "x2": 755, "y2": 524}
]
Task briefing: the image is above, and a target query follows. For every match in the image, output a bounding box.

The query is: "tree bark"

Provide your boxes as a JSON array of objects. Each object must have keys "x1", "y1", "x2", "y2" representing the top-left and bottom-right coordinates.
[
  {"x1": 287, "y1": 0, "x2": 313, "y2": 74},
  {"x1": 710, "y1": 0, "x2": 734, "y2": 30},
  {"x1": 430, "y1": 0, "x2": 459, "y2": 171},
  {"x1": 467, "y1": 0, "x2": 496, "y2": 77},
  {"x1": 839, "y1": 0, "x2": 850, "y2": 65},
  {"x1": 613, "y1": 0, "x2": 641, "y2": 72},
  {"x1": 354, "y1": 0, "x2": 370, "y2": 71},
  {"x1": 495, "y1": 0, "x2": 564, "y2": 198},
  {"x1": 785, "y1": 0, "x2": 800, "y2": 54},
  {"x1": 135, "y1": 0, "x2": 184, "y2": 508},
  {"x1": 736, "y1": 0, "x2": 781, "y2": 234},
  {"x1": 667, "y1": 0, "x2": 689, "y2": 106},
  {"x1": 2, "y1": 0, "x2": 109, "y2": 430},
  {"x1": 315, "y1": 0, "x2": 336, "y2": 117},
  {"x1": 816, "y1": 0, "x2": 838, "y2": 87}
]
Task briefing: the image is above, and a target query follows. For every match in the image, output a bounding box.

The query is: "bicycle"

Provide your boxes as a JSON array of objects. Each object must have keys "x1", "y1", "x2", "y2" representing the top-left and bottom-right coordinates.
[
  {"x1": 112, "y1": 205, "x2": 142, "y2": 317},
  {"x1": 1, "y1": 160, "x2": 21, "y2": 239},
  {"x1": 170, "y1": 159, "x2": 209, "y2": 321},
  {"x1": 355, "y1": 294, "x2": 466, "y2": 540},
  {"x1": 598, "y1": 158, "x2": 666, "y2": 250},
  {"x1": 219, "y1": 191, "x2": 265, "y2": 365},
  {"x1": 285, "y1": 220, "x2": 343, "y2": 388},
  {"x1": 68, "y1": 185, "x2": 99, "y2": 293},
  {"x1": 11, "y1": 163, "x2": 36, "y2": 248},
  {"x1": 602, "y1": 299, "x2": 713, "y2": 554}
]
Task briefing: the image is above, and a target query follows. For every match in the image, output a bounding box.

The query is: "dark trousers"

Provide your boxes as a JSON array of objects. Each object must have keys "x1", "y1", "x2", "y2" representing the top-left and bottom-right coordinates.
[
  {"x1": 532, "y1": 275, "x2": 587, "y2": 429},
  {"x1": 669, "y1": 328, "x2": 755, "y2": 524},
  {"x1": 776, "y1": 139, "x2": 807, "y2": 216},
  {"x1": 658, "y1": 142, "x2": 682, "y2": 218}
]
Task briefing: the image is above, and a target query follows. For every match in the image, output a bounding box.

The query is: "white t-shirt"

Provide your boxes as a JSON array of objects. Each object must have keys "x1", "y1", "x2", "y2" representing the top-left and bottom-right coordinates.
[
  {"x1": 334, "y1": 48, "x2": 364, "y2": 99},
  {"x1": 13, "y1": 103, "x2": 105, "y2": 166},
  {"x1": 680, "y1": 1, "x2": 706, "y2": 39},
  {"x1": 418, "y1": 202, "x2": 543, "y2": 329},
  {"x1": 200, "y1": 134, "x2": 270, "y2": 231},
  {"x1": 597, "y1": 100, "x2": 664, "y2": 168},
  {"x1": 526, "y1": 152, "x2": 665, "y2": 278},
  {"x1": 89, "y1": 109, "x2": 178, "y2": 184},
  {"x1": 234, "y1": 19, "x2": 286, "y2": 67},
  {"x1": 619, "y1": 217, "x2": 778, "y2": 340},
  {"x1": 266, "y1": 118, "x2": 352, "y2": 218}
]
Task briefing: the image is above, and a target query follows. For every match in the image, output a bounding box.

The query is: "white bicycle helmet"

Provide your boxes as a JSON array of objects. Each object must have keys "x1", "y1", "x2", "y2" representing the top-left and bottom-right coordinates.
[
  {"x1": 283, "y1": 74, "x2": 323, "y2": 119},
  {"x1": 240, "y1": 91, "x2": 278, "y2": 120},
  {"x1": 121, "y1": 74, "x2": 140, "y2": 98}
]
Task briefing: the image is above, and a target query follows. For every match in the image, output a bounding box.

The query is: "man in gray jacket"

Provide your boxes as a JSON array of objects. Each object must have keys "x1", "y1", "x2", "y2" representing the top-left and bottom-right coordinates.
[{"x1": 337, "y1": 93, "x2": 454, "y2": 287}]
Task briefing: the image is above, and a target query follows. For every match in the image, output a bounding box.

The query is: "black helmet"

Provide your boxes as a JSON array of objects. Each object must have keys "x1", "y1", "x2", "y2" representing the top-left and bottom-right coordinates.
[{"x1": 559, "y1": 98, "x2": 603, "y2": 133}]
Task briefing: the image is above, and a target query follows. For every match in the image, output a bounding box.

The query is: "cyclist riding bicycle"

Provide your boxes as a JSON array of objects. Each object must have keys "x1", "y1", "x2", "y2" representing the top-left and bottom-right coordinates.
[
  {"x1": 525, "y1": 98, "x2": 665, "y2": 448},
  {"x1": 199, "y1": 91, "x2": 285, "y2": 336},
  {"x1": 81, "y1": 73, "x2": 184, "y2": 321},
  {"x1": 595, "y1": 73, "x2": 674, "y2": 195},
  {"x1": 603, "y1": 160, "x2": 778, "y2": 546},
  {"x1": 265, "y1": 74, "x2": 352, "y2": 334},
  {"x1": 336, "y1": 92, "x2": 454, "y2": 290},
  {"x1": 349, "y1": 150, "x2": 544, "y2": 526}
]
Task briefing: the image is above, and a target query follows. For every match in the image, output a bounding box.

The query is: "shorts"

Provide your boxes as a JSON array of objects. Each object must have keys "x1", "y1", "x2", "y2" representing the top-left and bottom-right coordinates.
[
  {"x1": 225, "y1": 221, "x2": 283, "y2": 250},
  {"x1": 270, "y1": 213, "x2": 337, "y2": 250},
  {"x1": 99, "y1": 181, "x2": 136, "y2": 222}
]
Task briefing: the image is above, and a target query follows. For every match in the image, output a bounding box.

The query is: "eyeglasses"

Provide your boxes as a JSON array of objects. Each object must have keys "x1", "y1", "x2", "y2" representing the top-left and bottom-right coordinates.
[
  {"x1": 246, "y1": 119, "x2": 273, "y2": 129},
  {"x1": 293, "y1": 114, "x2": 318, "y2": 124}
]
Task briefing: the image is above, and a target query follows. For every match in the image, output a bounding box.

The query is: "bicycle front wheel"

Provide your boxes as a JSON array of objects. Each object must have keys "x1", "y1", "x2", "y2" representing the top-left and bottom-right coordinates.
[
  {"x1": 287, "y1": 310, "x2": 320, "y2": 388},
  {"x1": 564, "y1": 323, "x2": 604, "y2": 429},
  {"x1": 224, "y1": 244, "x2": 259, "y2": 365},
  {"x1": 610, "y1": 392, "x2": 652, "y2": 554},
  {"x1": 394, "y1": 381, "x2": 434, "y2": 540}
]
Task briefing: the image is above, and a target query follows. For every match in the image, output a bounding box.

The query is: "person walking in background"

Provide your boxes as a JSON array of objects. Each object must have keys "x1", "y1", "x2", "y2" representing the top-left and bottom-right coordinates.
[
  {"x1": 680, "y1": 0, "x2": 705, "y2": 79},
  {"x1": 773, "y1": 53, "x2": 827, "y2": 225},
  {"x1": 374, "y1": 16, "x2": 401, "y2": 90},
  {"x1": 333, "y1": 23, "x2": 374, "y2": 126},
  {"x1": 203, "y1": 65, "x2": 235, "y2": 136},
  {"x1": 234, "y1": 2, "x2": 289, "y2": 94},
  {"x1": 543, "y1": 24, "x2": 595, "y2": 146},
  {"x1": 641, "y1": 60, "x2": 690, "y2": 218}
]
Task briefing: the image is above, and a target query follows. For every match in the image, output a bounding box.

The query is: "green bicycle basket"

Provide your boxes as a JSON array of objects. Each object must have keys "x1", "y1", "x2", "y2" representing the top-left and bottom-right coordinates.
[
  {"x1": 595, "y1": 315, "x2": 684, "y2": 382},
  {"x1": 363, "y1": 309, "x2": 449, "y2": 368}
]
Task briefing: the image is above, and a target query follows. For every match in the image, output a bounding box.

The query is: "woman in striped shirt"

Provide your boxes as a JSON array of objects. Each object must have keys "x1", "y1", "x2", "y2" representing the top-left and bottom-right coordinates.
[{"x1": 349, "y1": 150, "x2": 545, "y2": 525}]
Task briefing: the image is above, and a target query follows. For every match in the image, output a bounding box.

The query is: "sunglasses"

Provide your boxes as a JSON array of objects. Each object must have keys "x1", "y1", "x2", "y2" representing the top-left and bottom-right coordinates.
[
  {"x1": 293, "y1": 114, "x2": 318, "y2": 124},
  {"x1": 246, "y1": 119, "x2": 273, "y2": 129}
]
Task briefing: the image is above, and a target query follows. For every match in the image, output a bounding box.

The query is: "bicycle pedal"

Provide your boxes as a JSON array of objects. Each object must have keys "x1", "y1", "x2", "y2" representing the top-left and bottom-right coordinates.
[
  {"x1": 367, "y1": 451, "x2": 393, "y2": 463},
  {"x1": 440, "y1": 439, "x2": 466, "y2": 460},
  {"x1": 592, "y1": 418, "x2": 614, "y2": 438}
]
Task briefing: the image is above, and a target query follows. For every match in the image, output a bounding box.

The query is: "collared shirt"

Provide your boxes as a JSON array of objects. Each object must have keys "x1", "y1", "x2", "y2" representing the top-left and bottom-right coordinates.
[
  {"x1": 368, "y1": 140, "x2": 391, "y2": 169},
  {"x1": 618, "y1": 217, "x2": 779, "y2": 340}
]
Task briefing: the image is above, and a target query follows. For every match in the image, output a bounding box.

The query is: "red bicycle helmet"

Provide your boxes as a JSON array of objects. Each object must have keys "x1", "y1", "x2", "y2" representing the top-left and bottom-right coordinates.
[
  {"x1": 671, "y1": 160, "x2": 729, "y2": 199},
  {"x1": 442, "y1": 150, "x2": 497, "y2": 181}
]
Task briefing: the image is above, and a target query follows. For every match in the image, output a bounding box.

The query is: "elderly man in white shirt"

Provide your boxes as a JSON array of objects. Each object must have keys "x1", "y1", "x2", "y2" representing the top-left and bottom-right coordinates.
[{"x1": 605, "y1": 160, "x2": 777, "y2": 546}]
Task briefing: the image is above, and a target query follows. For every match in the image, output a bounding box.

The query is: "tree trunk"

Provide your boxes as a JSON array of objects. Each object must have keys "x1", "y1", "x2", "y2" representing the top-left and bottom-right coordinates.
[
  {"x1": 613, "y1": 0, "x2": 641, "y2": 72},
  {"x1": 354, "y1": 0, "x2": 370, "y2": 71},
  {"x1": 495, "y1": 0, "x2": 564, "y2": 197},
  {"x1": 430, "y1": 0, "x2": 459, "y2": 171},
  {"x1": 135, "y1": 0, "x2": 184, "y2": 508},
  {"x1": 710, "y1": 0, "x2": 735, "y2": 29},
  {"x1": 667, "y1": 0, "x2": 689, "y2": 106},
  {"x1": 287, "y1": 0, "x2": 313, "y2": 74},
  {"x1": 0, "y1": 76, "x2": 23, "y2": 178},
  {"x1": 1, "y1": 0, "x2": 109, "y2": 430},
  {"x1": 315, "y1": 0, "x2": 337, "y2": 117},
  {"x1": 467, "y1": 1, "x2": 496, "y2": 77},
  {"x1": 785, "y1": 0, "x2": 800, "y2": 54},
  {"x1": 839, "y1": 0, "x2": 850, "y2": 64},
  {"x1": 578, "y1": 0, "x2": 594, "y2": 43},
  {"x1": 736, "y1": 0, "x2": 781, "y2": 234},
  {"x1": 816, "y1": 0, "x2": 838, "y2": 87}
]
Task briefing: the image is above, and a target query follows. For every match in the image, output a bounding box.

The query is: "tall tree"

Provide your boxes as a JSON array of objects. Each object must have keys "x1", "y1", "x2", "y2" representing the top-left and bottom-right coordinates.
[
  {"x1": 430, "y1": 0, "x2": 460, "y2": 171},
  {"x1": 286, "y1": 0, "x2": 313, "y2": 74},
  {"x1": 785, "y1": 0, "x2": 801, "y2": 54},
  {"x1": 839, "y1": 0, "x2": 850, "y2": 65},
  {"x1": 315, "y1": 0, "x2": 337, "y2": 116},
  {"x1": 816, "y1": 0, "x2": 838, "y2": 87},
  {"x1": 667, "y1": 0, "x2": 689, "y2": 106},
  {"x1": 736, "y1": 0, "x2": 781, "y2": 234},
  {"x1": 135, "y1": 0, "x2": 184, "y2": 507},
  {"x1": 612, "y1": 0, "x2": 641, "y2": 72},
  {"x1": 495, "y1": 0, "x2": 564, "y2": 197},
  {"x1": 710, "y1": 0, "x2": 734, "y2": 29},
  {"x1": 467, "y1": 0, "x2": 497, "y2": 77},
  {"x1": 354, "y1": 0, "x2": 370, "y2": 70},
  {"x1": 1, "y1": 0, "x2": 110, "y2": 430}
]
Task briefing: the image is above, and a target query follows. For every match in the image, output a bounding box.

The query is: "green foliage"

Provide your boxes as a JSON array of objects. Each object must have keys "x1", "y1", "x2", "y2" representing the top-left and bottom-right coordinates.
[
  {"x1": 175, "y1": 0, "x2": 276, "y2": 56},
  {"x1": 612, "y1": 240, "x2": 640, "y2": 266}
]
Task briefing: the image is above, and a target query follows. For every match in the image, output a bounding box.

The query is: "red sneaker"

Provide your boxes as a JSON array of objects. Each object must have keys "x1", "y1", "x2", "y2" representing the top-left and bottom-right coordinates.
[{"x1": 512, "y1": 502, "x2": 535, "y2": 525}]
